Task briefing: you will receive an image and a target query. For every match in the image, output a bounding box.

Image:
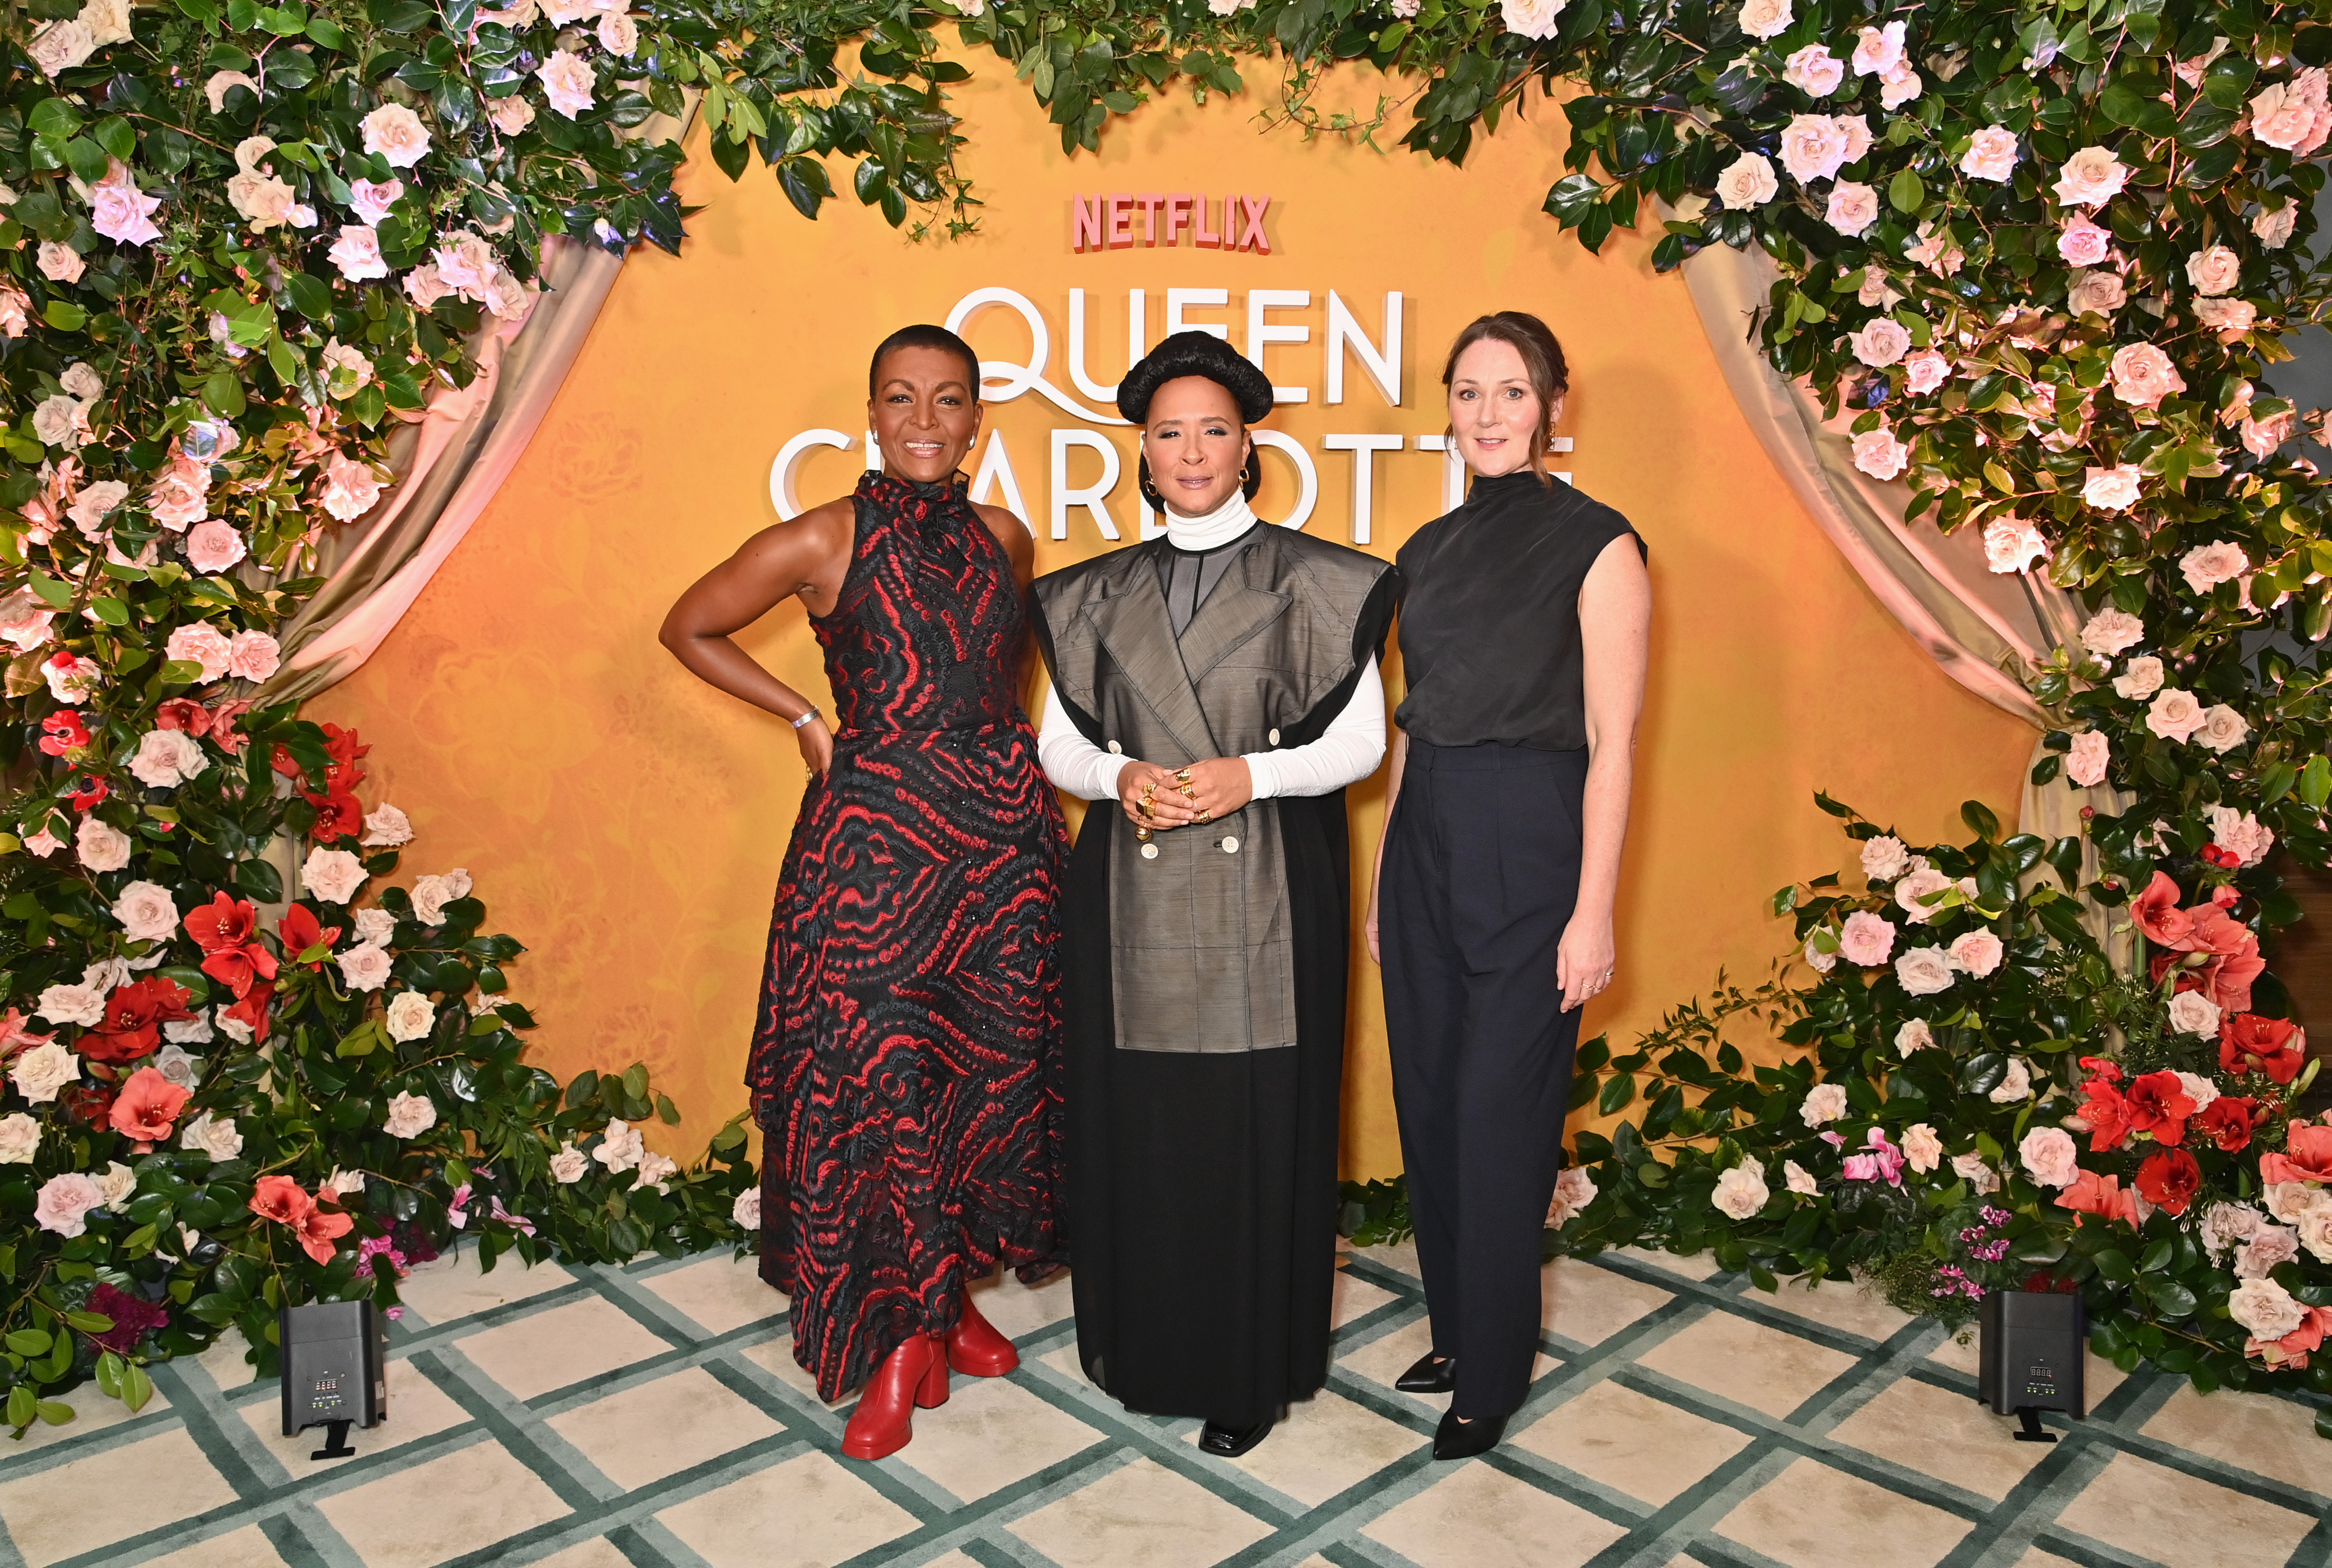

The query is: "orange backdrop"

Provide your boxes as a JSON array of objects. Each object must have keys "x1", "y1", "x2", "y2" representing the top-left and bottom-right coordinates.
[{"x1": 312, "y1": 64, "x2": 2037, "y2": 1177}]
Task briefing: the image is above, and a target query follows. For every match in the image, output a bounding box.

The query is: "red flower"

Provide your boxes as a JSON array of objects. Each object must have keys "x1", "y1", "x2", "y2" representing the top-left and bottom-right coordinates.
[
  {"x1": 222, "y1": 979, "x2": 274, "y2": 1044},
  {"x1": 2193, "y1": 1096, "x2": 2261, "y2": 1153},
  {"x1": 2125, "y1": 1070, "x2": 2199, "y2": 1145},
  {"x1": 249, "y1": 1174, "x2": 315, "y2": 1226},
  {"x1": 2210, "y1": 884, "x2": 2241, "y2": 908},
  {"x1": 207, "y1": 700, "x2": 253, "y2": 755},
  {"x1": 291, "y1": 1203, "x2": 354, "y2": 1264},
  {"x1": 2077, "y1": 1055, "x2": 2123, "y2": 1084},
  {"x1": 153, "y1": 699, "x2": 210, "y2": 736},
  {"x1": 2249, "y1": 1305, "x2": 2332, "y2": 1369},
  {"x1": 2220, "y1": 1014, "x2": 2306, "y2": 1084},
  {"x1": 2134, "y1": 1147, "x2": 2202, "y2": 1215},
  {"x1": 2184, "y1": 907, "x2": 2265, "y2": 1011},
  {"x1": 2075, "y1": 1078, "x2": 2135, "y2": 1151},
  {"x1": 309, "y1": 791, "x2": 364, "y2": 844},
  {"x1": 2056, "y1": 1171, "x2": 2142, "y2": 1227},
  {"x1": 2261, "y1": 1121, "x2": 2332, "y2": 1186},
  {"x1": 2131, "y1": 871, "x2": 2194, "y2": 947},
  {"x1": 57, "y1": 1082, "x2": 115, "y2": 1127},
  {"x1": 78, "y1": 978, "x2": 194, "y2": 1063},
  {"x1": 66, "y1": 774, "x2": 108, "y2": 812},
  {"x1": 185, "y1": 892, "x2": 278, "y2": 1000},
  {"x1": 2200, "y1": 844, "x2": 2241, "y2": 869},
  {"x1": 107, "y1": 1066, "x2": 192, "y2": 1142},
  {"x1": 37, "y1": 710, "x2": 88, "y2": 757},
  {"x1": 277, "y1": 903, "x2": 343, "y2": 968}
]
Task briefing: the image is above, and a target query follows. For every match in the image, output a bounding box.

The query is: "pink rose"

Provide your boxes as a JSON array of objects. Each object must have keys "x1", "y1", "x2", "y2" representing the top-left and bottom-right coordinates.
[
  {"x1": 2179, "y1": 540, "x2": 2249, "y2": 594},
  {"x1": 1902, "y1": 349, "x2": 1949, "y2": 395},
  {"x1": 2186, "y1": 244, "x2": 2241, "y2": 296},
  {"x1": 2168, "y1": 989, "x2": 2222, "y2": 1038},
  {"x1": 2052, "y1": 146, "x2": 2129, "y2": 208},
  {"x1": 537, "y1": 49, "x2": 596, "y2": 119},
  {"x1": 2057, "y1": 213, "x2": 2112, "y2": 265},
  {"x1": 1801, "y1": 1083, "x2": 1849, "y2": 1127},
  {"x1": 1894, "y1": 946, "x2": 1955, "y2": 996},
  {"x1": 1838, "y1": 909, "x2": 1896, "y2": 966},
  {"x1": 2249, "y1": 69, "x2": 2332, "y2": 154},
  {"x1": 225, "y1": 169, "x2": 295, "y2": 230},
  {"x1": 403, "y1": 263, "x2": 452, "y2": 308},
  {"x1": 2197, "y1": 704, "x2": 2250, "y2": 754},
  {"x1": 301, "y1": 846, "x2": 368, "y2": 904},
  {"x1": 2066, "y1": 729, "x2": 2110, "y2": 788},
  {"x1": 1825, "y1": 181, "x2": 1879, "y2": 237},
  {"x1": 2108, "y1": 342, "x2": 2186, "y2": 409},
  {"x1": 146, "y1": 454, "x2": 209, "y2": 531},
  {"x1": 2081, "y1": 465, "x2": 2141, "y2": 512},
  {"x1": 1848, "y1": 316, "x2": 1911, "y2": 367},
  {"x1": 165, "y1": 623, "x2": 233, "y2": 682},
  {"x1": 337, "y1": 942, "x2": 393, "y2": 992},
  {"x1": 1715, "y1": 152, "x2": 1779, "y2": 210},
  {"x1": 38, "y1": 241, "x2": 84, "y2": 284},
  {"x1": 348, "y1": 179, "x2": 403, "y2": 225},
  {"x1": 1784, "y1": 45, "x2": 1844, "y2": 96},
  {"x1": 0, "y1": 284, "x2": 28, "y2": 338},
  {"x1": 596, "y1": 9, "x2": 636, "y2": 53},
  {"x1": 361, "y1": 104, "x2": 432, "y2": 168},
  {"x1": 2145, "y1": 687, "x2": 2207, "y2": 743},
  {"x1": 319, "y1": 454, "x2": 382, "y2": 521},
  {"x1": 1861, "y1": 836, "x2": 1909, "y2": 880},
  {"x1": 2079, "y1": 609, "x2": 2144, "y2": 656},
  {"x1": 1851, "y1": 426, "x2": 1909, "y2": 480},
  {"x1": 1894, "y1": 865, "x2": 1954, "y2": 923},
  {"x1": 487, "y1": 95, "x2": 536, "y2": 135},
  {"x1": 1948, "y1": 930, "x2": 2005, "y2": 977},
  {"x1": 2242, "y1": 409, "x2": 2296, "y2": 458},
  {"x1": 90, "y1": 173, "x2": 163, "y2": 247},
  {"x1": 2212, "y1": 805, "x2": 2275, "y2": 868},
  {"x1": 226, "y1": 629, "x2": 279, "y2": 682},
  {"x1": 1906, "y1": 225, "x2": 1963, "y2": 276},
  {"x1": 1736, "y1": 0, "x2": 1792, "y2": 40},
  {"x1": 2019, "y1": 1126, "x2": 2081, "y2": 1188},
  {"x1": 329, "y1": 225, "x2": 389, "y2": 283},
  {"x1": 1903, "y1": 1124, "x2": 1943, "y2": 1174},
  {"x1": 128, "y1": 727, "x2": 206, "y2": 789},
  {"x1": 1851, "y1": 21, "x2": 1905, "y2": 76},
  {"x1": 204, "y1": 70, "x2": 257, "y2": 111},
  {"x1": 2196, "y1": 297, "x2": 2258, "y2": 340},
  {"x1": 183, "y1": 520, "x2": 246, "y2": 575},
  {"x1": 2236, "y1": 1224, "x2": 2300, "y2": 1279},
  {"x1": 1981, "y1": 516, "x2": 2048, "y2": 575},
  {"x1": 1959, "y1": 126, "x2": 2018, "y2": 181},
  {"x1": 2254, "y1": 201, "x2": 2298, "y2": 249},
  {"x1": 2066, "y1": 269, "x2": 2126, "y2": 317},
  {"x1": 2113, "y1": 656, "x2": 2165, "y2": 700},
  {"x1": 34, "y1": 1172, "x2": 106, "y2": 1238},
  {"x1": 1781, "y1": 115, "x2": 1853, "y2": 183}
]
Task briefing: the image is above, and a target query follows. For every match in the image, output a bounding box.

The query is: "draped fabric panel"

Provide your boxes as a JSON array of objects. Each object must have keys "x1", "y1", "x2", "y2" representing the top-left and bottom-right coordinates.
[{"x1": 1677, "y1": 236, "x2": 2135, "y2": 961}]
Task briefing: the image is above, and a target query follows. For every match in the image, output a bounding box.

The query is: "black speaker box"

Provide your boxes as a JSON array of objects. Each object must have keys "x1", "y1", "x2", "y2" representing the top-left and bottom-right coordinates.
[
  {"x1": 1978, "y1": 1288, "x2": 2086, "y2": 1430},
  {"x1": 279, "y1": 1299, "x2": 388, "y2": 1450}
]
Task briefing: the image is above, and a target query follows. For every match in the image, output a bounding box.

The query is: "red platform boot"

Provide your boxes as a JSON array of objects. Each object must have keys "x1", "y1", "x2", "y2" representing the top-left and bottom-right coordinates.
[
  {"x1": 945, "y1": 1292, "x2": 1020, "y2": 1377},
  {"x1": 841, "y1": 1333, "x2": 948, "y2": 1462}
]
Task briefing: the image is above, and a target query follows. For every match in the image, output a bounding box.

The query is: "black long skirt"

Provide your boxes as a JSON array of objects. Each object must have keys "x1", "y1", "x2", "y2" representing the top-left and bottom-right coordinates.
[{"x1": 1063, "y1": 791, "x2": 1351, "y2": 1426}]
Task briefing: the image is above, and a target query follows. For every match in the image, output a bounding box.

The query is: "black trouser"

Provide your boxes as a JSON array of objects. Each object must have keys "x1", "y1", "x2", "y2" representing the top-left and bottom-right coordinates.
[{"x1": 1381, "y1": 739, "x2": 1587, "y2": 1420}]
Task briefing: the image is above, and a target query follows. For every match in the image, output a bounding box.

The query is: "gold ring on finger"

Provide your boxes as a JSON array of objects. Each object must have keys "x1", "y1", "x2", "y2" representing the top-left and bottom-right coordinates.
[
  {"x1": 1195, "y1": 808, "x2": 1211, "y2": 823},
  {"x1": 1174, "y1": 768, "x2": 1193, "y2": 785}
]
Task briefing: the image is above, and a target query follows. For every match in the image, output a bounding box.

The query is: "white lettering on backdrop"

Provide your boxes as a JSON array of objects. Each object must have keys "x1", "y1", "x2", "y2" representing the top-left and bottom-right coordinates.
[{"x1": 767, "y1": 287, "x2": 1573, "y2": 537}]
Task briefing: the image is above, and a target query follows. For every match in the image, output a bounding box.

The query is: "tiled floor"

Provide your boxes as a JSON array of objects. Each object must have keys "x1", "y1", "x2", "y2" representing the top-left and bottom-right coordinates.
[{"x1": 1, "y1": 1240, "x2": 2325, "y2": 1568}]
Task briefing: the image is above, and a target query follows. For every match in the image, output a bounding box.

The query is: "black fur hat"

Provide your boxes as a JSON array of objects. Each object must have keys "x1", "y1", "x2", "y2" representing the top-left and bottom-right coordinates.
[{"x1": 1117, "y1": 330, "x2": 1274, "y2": 425}]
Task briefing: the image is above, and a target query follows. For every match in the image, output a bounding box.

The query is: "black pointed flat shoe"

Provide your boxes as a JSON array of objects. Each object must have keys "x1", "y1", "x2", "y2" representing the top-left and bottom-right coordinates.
[
  {"x1": 1394, "y1": 1352, "x2": 1456, "y2": 1395},
  {"x1": 1432, "y1": 1409, "x2": 1507, "y2": 1461},
  {"x1": 1199, "y1": 1416, "x2": 1275, "y2": 1457}
]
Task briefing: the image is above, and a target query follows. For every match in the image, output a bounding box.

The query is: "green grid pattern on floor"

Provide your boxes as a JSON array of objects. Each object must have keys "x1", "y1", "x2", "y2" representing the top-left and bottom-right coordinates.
[{"x1": 0, "y1": 1238, "x2": 2322, "y2": 1568}]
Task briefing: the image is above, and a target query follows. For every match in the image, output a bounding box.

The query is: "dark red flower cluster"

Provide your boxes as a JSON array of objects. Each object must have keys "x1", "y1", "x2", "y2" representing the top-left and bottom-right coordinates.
[
  {"x1": 83, "y1": 1284, "x2": 169, "y2": 1356},
  {"x1": 77, "y1": 978, "x2": 194, "y2": 1063},
  {"x1": 184, "y1": 891, "x2": 278, "y2": 999},
  {"x1": 2133, "y1": 871, "x2": 2265, "y2": 1012},
  {"x1": 2220, "y1": 1013, "x2": 2308, "y2": 1085},
  {"x1": 273, "y1": 723, "x2": 371, "y2": 845}
]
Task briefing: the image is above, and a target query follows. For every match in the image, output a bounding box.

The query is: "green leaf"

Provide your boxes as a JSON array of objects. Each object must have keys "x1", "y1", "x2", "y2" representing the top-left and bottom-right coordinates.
[
  {"x1": 3, "y1": 1330, "x2": 50, "y2": 1356},
  {"x1": 2093, "y1": 1248, "x2": 2135, "y2": 1283},
  {"x1": 33, "y1": 1401, "x2": 70, "y2": 1427},
  {"x1": 1598, "y1": 1073, "x2": 1637, "y2": 1115},
  {"x1": 2300, "y1": 754, "x2": 2331, "y2": 811},
  {"x1": 27, "y1": 98, "x2": 83, "y2": 142},
  {"x1": 122, "y1": 1363, "x2": 153, "y2": 1412},
  {"x1": 1960, "y1": 800, "x2": 2000, "y2": 841},
  {"x1": 1887, "y1": 168, "x2": 1924, "y2": 214},
  {"x1": 86, "y1": 598, "x2": 128, "y2": 626},
  {"x1": 4, "y1": 1385, "x2": 31, "y2": 1429},
  {"x1": 43, "y1": 300, "x2": 88, "y2": 332}
]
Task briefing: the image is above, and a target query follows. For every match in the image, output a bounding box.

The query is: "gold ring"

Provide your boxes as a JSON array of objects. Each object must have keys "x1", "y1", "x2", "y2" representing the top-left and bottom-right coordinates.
[
  {"x1": 1138, "y1": 797, "x2": 1154, "y2": 819},
  {"x1": 1195, "y1": 808, "x2": 1211, "y2": 823},
  {"x1": 1174, "y1": 768, "x2": 1193, "y2": 785},
  {"x1": 1135, "y1": 826, "x2": 1152, "y2": 842}
]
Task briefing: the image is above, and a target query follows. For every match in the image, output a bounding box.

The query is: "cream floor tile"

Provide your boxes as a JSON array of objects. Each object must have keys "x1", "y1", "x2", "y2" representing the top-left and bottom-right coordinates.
[
  {"x1": 1036, "y1": 1342, "x2": 1097, "y2": 1391},
  {"x1": 1335, "y1": 1315, "x2": 1555, "y2": 1407},
  {"x1": 1008, "y1": 1455, "x2": 1274, "y2": 1568},
  {"x1": 895, "y1": 1374, "x2": 1102, "y2": 1501},
  {"x1": 742, "y1": 1334, "x2": 853, "y2": 1408},
  {"x1": 1181, "y1": 1387, "x2": 1425, "y2": 1506},
  {"x1": 1635, "y1": 1311, "x2": 1860, "y2": 1419},
  {"x1": 1363, "y1": 1459, "x2": 1631, "y2": 1568},
  {"x1": 5, "y1": 1376, "x2": 171, "y2": 1453},
  {"x1": 312, "y1": 1439, "x2": 570, "y2": 1568},
  {"x1": 0, "y1": 1427, "x2": 236, "y2": 1567},
  {"x1": 1715, "y1": 1456, "x2": 1972, "y2": 1568},
  {"x1": 2008, "y1": 1552, "x2": 2082, "y2": 1568},
  {"x1": 1544, "y1": 1257, "x2": 1675, "y2": 1346},
  {"x1": 657, "y1": 1450, "x2": 919, "y2": 1568},
  {"x1": 140, "y1": 1524, "x2": 291, "y2": 1568},
  {"x1": 1607, "y1": 1243, "x2": 1725, "y2": 1281},
  {"x1": 528, "y1": 1540, "x2": 636, "y2": 1568},
  {"x1": 969, "y1": 1266, "x2": 1076, "y2": 1340},
  {"x1": 190, "y1": 1324, "x2": 259, "y2": 1389},
  {"x1": 547, "y1": 1366, "x2": 783, "y2": 1490},
  {"x1": 1515, "y1": 1379, "x2": 1752, "y2": 1506},
  {"x1": 2052, "y1": 1450, "x2": 2318, "y2": 1568},
  {"x1": 395, "y1": 1247, "x2": 573, "y2": 1327},
  {"x1": 239, "y1": 1354, "x2": 470, "y2": 1471},
  {"x1": 1753, "y1": 1275, "x2": 1916, "y2": 1344},
  {"x1": 1352, "y1": 1239, "x2": 1423, "y2": 1278},
  {"x1": 1826, "y1": 1375, "x2": 2054, "y2": 1501},
  {"x1": 1923, "y1": 1332, "x2": 2127, "y2": 1408},
  {"x1": 2139, "y1": 1384, "x2": 2330, "y2": 1500},
  {"x1": 640, "y1": 1255, "x2": 786, "y2": 1338},
  {"x1": 1332, "y1": 1265, "x2": 1399, "y2": 1328},
  {"x1": 455, "y1": 1295, "x2": 673, "y2": 1401}
]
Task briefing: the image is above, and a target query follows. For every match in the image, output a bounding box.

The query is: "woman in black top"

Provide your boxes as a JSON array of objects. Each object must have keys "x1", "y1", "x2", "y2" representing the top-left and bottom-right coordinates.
[{"x1": 1366, "y1": 312, "x2": 1651, "y2": 1460}]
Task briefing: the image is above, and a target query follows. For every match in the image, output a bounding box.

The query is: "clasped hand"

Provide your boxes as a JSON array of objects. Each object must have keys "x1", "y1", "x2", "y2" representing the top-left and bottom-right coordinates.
[{"x1": 1118, "y1": 758, "x2": 1252, "y2": 830}]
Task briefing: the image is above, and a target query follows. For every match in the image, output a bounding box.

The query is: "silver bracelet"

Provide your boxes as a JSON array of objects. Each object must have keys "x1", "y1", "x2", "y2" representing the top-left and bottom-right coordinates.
[{"x1": 791, "y1": 708, "x2": 821, "y2": 731}]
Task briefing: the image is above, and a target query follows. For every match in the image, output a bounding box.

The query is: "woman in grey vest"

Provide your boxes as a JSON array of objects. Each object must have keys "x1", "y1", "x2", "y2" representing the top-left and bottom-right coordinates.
[{"x1": 1030, "y1": 332, "x2": 1400, "y2": 1457}]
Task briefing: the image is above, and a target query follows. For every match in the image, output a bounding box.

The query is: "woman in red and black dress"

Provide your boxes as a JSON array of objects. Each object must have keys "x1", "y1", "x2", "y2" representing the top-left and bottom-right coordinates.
[{"x1": 661, "y1": 325, "x2": 1067, "y2": 1461}]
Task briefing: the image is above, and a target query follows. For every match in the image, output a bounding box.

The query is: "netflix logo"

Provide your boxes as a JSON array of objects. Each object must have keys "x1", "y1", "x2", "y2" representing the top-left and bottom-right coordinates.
[{"x1": 1071, "y1": 194, "x2": 1273, "y2": 254}]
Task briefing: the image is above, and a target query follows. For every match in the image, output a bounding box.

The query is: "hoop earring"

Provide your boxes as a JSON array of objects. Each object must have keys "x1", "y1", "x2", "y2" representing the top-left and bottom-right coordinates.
[{"x1": 1238, "y1": 465, "x2": 1251, "y2": 484}]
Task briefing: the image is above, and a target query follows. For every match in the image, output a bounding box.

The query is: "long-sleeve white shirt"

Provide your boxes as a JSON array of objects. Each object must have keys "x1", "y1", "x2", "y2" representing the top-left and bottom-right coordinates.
[{"x1": 1037, "y1": 655, "x2": 1387, "y2": 802}]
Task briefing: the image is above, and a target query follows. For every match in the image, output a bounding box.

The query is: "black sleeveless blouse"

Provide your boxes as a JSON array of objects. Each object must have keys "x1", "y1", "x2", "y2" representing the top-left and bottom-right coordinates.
[{"x1": 1392, "y1": 470, "x2": 1643, "y2": 751}]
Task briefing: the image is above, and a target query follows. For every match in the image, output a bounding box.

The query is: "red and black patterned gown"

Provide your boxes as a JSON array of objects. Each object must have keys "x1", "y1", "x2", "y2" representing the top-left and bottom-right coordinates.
[{"x1": 749, "y1": 471, "x2": 1068, "y2": 1401}]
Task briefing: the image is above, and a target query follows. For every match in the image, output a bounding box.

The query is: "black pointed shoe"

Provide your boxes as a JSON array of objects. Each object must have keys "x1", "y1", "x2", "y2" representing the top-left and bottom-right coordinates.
[
  {"x1": 1432, "y1": 1409, "x2": 1507, "y2": 1461},
  {"x1": 1394, "y1": 1352, "x2": 1456, "y2": 1395},
  {"x1": 1199, "y1": 1416, "x2": 1275, "y2": 1458}
]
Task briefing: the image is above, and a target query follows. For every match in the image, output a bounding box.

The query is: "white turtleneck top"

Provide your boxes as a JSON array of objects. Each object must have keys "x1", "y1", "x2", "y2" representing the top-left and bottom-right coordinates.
[{"x1": 1036, "y1": 493, "x2": 1386, "y2": 803}]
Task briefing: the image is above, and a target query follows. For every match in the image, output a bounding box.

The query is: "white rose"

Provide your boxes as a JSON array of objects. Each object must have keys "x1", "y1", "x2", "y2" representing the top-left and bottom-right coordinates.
[
  {"x1": 179, "y1": 1110, "x2": 243, "y2": 1160},
  {"x1": 128, "y1": 727, "x2": 208, "y2": 790},
  {"x1": 383, "y1": 1090, "x2": 438, "y2": 1138},
  {"x1": 2228, "y1": 1277, "x2": 2307, "y2": 1340},
  {"x1": 1736, "y1": 0, "x2": 1790, "y2": 37},
  {"x1": 97, "y1": 1160, "x2": 135, "y2": 1206},
  {"x1": 353, "y1": 907, "x2": 398, "y2": 944},
  {"x1": 153, "y1": 1042, "x2": 204, "y2": 1085},
  {"x1": 410, "y1": 868, "x2": 474, "y2": 925},
  {"x1": 637, "y1": 1151, "x2": 679, "y2": 1193},
  {"x1": 550, "y1": 1143, "x2": 589, "y2": 1184},
  {"x1": 2167, "y1": 989, "x2": 2222, "y2": 1037},
  {"x1": 361, "y1": 805, "x2": 414, "y2": 847},
  {"x1": 1903, "y1": 1123, "x2": 1943, "y2": 1173},
  {"x1": 338, "y1": 943, "x2": 394, "y2": 993},
  {"x1": 1893, "y1": 866, "x2": 1955, "y2": 923},
  {"x1": 2264, "y1": 1182, "x2": 2330, "y2": 1225},
  {"x1": 1860, "y1": 835, "x2": 1910, "y2": 881},
  {"x1": 302, "y1": 846, "x2": 368, "y2": 904},
  {"x1": 1800, "y1": 1082, "x2": 1848, "y2": 1126},
  {"x1": 0, "y1": 1113, "x2": 38, "y2": 1164},
  {"x1": 2066, "y1": 270, "x2": 2126, "y2": 317},
  {"x1": 1715, "y1": 152, "x2": 1780, "y2": 210},
  {"x1": 361, "y1": 103, "x2": 433, "y2": 168},
  {"x1": 324, "y1": 1167, "x2": 369, "y2": 1200},
  {"x1": 1712, "y1": 1164, "x2": 1771, "y2": 1220},
  {"x1": 732, "y1": 1186, "x2": 763, "y2": 1227},
  {"x1": 35, "y1": 981, "x2": 106, "y2": 1028},
  {"x1": 1987, "y1": 1057, "x2": 2034, "y2": 1104},
  {"x1": 383, "y1": 990, "x2": 437, "y2": 1042},
  {"x1": 32, "y1": 393, "x2": 88, "y2": 446},
  {"x1": 1784, "y1": 1161, "x2": 1818, "y2": 1196},
  {"x1": 225, "y1": 169, "x2": 296, "y2": 230},
  {"x1": 1895, "y1": 1018, "x2": 1935, "y2": 1055},
  {"x1": 1498, "y1": 0, "x2": 1568, "y2": 41},
  {"x1": 2197, "y1": 704, "x2": 2250, "y2": 753},
  {"x1": 27, "y1": 19, "x2": 97, "y2": 77},
  {"x1": 110, "y1": 880, "x2": 179, "y2": 946},
  {"x1": 2186, "y1": 244, "x2": 2242, "y2": 296},
  {"x1": 1951, "y1": 1152, "x2": 2000, "y2": 1194},
  {"x1": 1895, "y1": 946, "x2": 1956, "y2": 996},
  {"x1": 594, "y1": 1118, "x2": 644, "y2": 1172},
  {"x1": 2079, "y1": 609, "x2": 2145, "y2": 657},
  {"x1": 9, "y1": 1041, "x2": 80, "y2": 1103},
  {"x1": 2297, "y1": 1206, "x2": 2332, "y2": 1266},
  {"x1": 2112, "y1": 655, "x2": 2165, "y2": 700}
]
